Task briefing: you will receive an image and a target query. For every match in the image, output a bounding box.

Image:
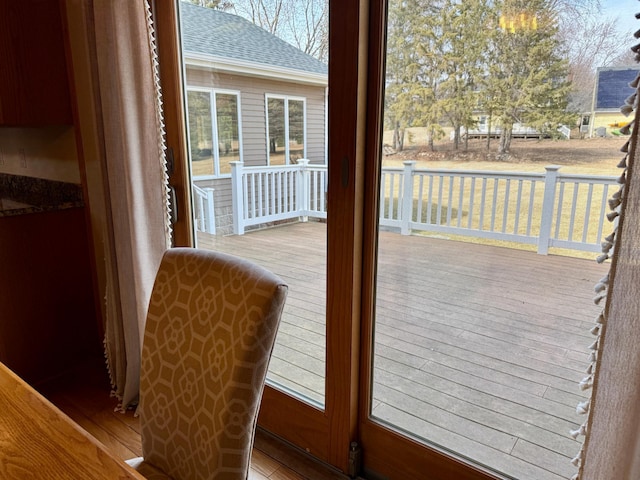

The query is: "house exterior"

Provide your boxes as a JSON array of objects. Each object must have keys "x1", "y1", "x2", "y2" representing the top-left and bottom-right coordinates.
[
  {"x1": 460, "y1": 115, "x2": 546, "y2": 139},
  {"x1": 180, "y1": 3, "x2": 328, "y2": 234},
  {"x1": 585, "y1": 66, "x2": 640, "y2": 137}
]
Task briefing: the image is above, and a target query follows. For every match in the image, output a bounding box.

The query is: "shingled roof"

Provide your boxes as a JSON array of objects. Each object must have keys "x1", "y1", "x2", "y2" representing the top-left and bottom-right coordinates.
[{"x1": 180, "y1": 2, "x2": 327, "y2": 76}]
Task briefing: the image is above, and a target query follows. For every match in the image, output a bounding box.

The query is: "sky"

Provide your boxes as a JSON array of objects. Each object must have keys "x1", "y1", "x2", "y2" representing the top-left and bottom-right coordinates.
[{"x1": 601, "y1": 0, "x2": 639, "y2": 37}]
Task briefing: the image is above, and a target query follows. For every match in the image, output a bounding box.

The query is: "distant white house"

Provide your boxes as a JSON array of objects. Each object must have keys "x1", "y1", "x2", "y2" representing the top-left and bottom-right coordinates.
[
  {"x1": 460, "y1": 117, "x2": 546, "y2": 139},
  {"x1": 180, "y1": 2, "x2": 328, "y2": 234}
]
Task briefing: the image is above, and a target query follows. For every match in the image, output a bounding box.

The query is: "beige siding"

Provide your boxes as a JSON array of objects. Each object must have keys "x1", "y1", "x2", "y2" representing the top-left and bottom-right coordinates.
[
  {"x1": 186, "y1": 68, "x2": 327, "y2": 166},
  {"x1": 187, "y1": 67, "x2": 327, "y2": 234}
]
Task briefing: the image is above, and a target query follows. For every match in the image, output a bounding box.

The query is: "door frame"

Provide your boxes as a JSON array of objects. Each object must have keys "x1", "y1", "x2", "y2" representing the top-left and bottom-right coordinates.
[{"x1": 155, "y1": 1, "x2": 500, "y2": 477}]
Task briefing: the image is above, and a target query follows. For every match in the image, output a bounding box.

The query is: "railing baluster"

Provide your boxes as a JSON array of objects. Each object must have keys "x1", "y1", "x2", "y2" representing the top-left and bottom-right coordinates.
[
  {"x1": 479, "y1": 177, "x2": 487, "y2": 231},
  {"x1": 555, "y1": 182, "x2": 565, "y2": 239},
  {"x1": 320, "y1": 170, "x2": 326, "y2": 212},
  {"x1": 389, "y1": 173, "x2": 396, "y2": 220},
  {"x1": 526, "y1": 181, "x2": 536, "y2": 236},
  {"x1": 277, "y1": 171, "x2": 282, "y2": 214},
  {"x1": 312, "y1": 170, "x2": 318, "y2": 212},
  {"x1": 582, "y1": 183, "x2": 594, "y2": 243},
  {"x1": 514, "y1": 179, "x2": 523, "y2": 234},
  {"x1": 457, "y1": 177, "x2": 465, "y2": 227},
  {"x1": 243, "y1": 174, "x2": 249, "y2": 219},
  {"x1": 490, "y1": 178, "x2": 499, "y2": 232},
  {"x1": 283, "y1": 171, "x2": 288, "y2": 213},
  {"x1": 250, "y1": 173, "x2": 256, "y2": 219},
  {"x1": 446, "y1": 176, "x2": 454, "y2": 226},
  {"x1": 258, "y1": 173, "x2": 264, "y2": 218},
  {"x1": 597, "y1": 184, "x2": 609, "y2": 244},
  {"x1": 427, "y1": 175, "x2": 434, "y2": 224},
  {"x1": 197, "y1": 194, "x2": 204, "y2": 230},
  {"x1": 568, "y1": 182, "x2": 580, "y2": 242},
  {"x1": 401, "y1": 161, "x2": 415, "y2": 234},
  {"x1": 380, "y1": 172, "x2": 387, "y2": 219},
  {"x1": 437, "y1": 176, "x2": 444, "y2": 225},
  {"x1": 502, "y1": 179, "x2": 511, "y2": 233},
  {"x1": 417, "y1": 175, "x2": 424, "y2": 224},
  {"x1": 468, "y1": 177, "x2": 475, "y2": 229}
]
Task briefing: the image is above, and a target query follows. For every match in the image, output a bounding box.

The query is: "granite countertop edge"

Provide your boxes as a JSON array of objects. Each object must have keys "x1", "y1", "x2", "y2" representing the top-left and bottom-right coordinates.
[
  {"x1": 0, "y1": 201, "x2": 85, "y2": 217},
  {"x1": 0, "y1": 173, "x2": 84, "y2": 217}
]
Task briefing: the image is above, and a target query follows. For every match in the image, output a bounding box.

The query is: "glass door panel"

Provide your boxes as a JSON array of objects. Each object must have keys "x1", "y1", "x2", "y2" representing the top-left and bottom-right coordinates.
[
  {"x1": 368, "y1": 0, "x2": 614, "y2": 478},
  {"x1": 178, "y1": 0, "x2": 328, "y2": 408}
]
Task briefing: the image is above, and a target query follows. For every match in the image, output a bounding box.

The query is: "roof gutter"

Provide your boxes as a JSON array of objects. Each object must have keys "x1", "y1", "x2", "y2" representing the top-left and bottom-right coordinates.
[{"x1": 184, "y1": 51, "x2": 328, "y2": 87}]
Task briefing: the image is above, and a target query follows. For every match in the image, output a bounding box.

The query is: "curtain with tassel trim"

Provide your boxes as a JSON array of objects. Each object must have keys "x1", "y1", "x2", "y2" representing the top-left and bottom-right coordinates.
[
  {"x1": 571, "y1": 16, "x2": 640, "y2": 480},
  {"x1": 93, "y1": 0, "x2": 172, "y2": 410}
]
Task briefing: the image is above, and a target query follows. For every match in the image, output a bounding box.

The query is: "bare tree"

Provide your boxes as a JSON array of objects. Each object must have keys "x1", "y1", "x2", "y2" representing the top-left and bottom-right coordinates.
[
  {"x1": 554, "y1": 0, "x2": 634, "y2": 112},
  {"x1": 289, "y1": 1, "x2": 328, "y2": 61},
  {"x1": 232, "y1": 0, "x2": 288, "y2": 35},
  {"x1": 229, "y1": 0, "x2": 328, "y2": 61}
]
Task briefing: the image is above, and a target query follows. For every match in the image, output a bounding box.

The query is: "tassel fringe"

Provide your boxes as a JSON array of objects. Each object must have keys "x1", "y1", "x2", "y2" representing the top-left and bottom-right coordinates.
[{"x1": 571, "y1": 24, "x2": 640, "y2": 479}]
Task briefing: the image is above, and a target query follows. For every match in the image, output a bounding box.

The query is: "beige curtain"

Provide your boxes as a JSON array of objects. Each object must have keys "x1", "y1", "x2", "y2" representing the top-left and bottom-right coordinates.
[
  {"x1": 93, "y1": 0, "x2": 172, "y2": 409},
  {"x1": 579, "y1": 72, "x2": 640, "y2": 478}
]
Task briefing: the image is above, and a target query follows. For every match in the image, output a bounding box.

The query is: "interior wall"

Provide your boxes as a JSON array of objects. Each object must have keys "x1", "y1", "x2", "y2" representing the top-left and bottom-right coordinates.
[{"x1": 0, "y1": 127, "x2": 80, "y2": 183}]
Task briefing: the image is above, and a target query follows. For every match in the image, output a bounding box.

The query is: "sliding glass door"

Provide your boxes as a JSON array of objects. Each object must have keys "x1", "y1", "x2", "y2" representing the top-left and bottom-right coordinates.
[
  {"x1": 156, "y1": 0, "x2": 612, "y2": 478},
  {"x1": 360, "y1": 1, "x2": 613, "y2": 479}
]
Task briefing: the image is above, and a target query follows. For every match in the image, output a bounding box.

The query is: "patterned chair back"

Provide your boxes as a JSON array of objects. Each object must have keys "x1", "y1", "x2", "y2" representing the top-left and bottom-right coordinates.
[{"x1": 139, "y1": 248, "x2": 287, "y2": 480}]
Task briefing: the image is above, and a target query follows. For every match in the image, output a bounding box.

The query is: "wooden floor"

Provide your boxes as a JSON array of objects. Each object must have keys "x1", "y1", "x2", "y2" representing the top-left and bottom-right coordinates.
[
  {"x1": 197, "y1": 221, "x2": 607, "y2": 480},
  {"x1": 38, "y1": 359, "x2": 346, "y2": 480}
]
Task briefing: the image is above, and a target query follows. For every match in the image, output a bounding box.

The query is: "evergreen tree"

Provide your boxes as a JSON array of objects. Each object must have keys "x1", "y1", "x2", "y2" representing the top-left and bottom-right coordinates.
[
  {"x1": 434, "y1": 0, "x2": 492, "y2": 150},
  {"x1": 385, "y1": 0, "x2": 443, "y2": 152},
  {"x1": 487, "y1": 0, "x2": 572, "y2": 153},
  {"x1": 384, "y1": 0, "x2": 574, "y2": 154}
]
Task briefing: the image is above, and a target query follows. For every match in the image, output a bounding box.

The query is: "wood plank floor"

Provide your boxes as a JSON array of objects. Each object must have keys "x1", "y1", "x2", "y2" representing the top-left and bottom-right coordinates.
[
  {"x1": 38, "y1": 359, "x2": 347, "y2": 480},
  {"x1": 197, "y1": 221, "x2": 607, "y2": 480}
]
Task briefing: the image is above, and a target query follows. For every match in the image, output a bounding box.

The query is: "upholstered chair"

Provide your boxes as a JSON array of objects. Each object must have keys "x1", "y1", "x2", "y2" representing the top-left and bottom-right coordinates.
[{"x1": 127, "y1": 248, "x2": 288, "y2": 480}]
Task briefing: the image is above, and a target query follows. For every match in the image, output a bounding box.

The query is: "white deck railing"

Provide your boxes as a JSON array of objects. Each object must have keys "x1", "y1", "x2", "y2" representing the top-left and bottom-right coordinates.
[
  {"x1": 231, "y1": 159, "x2": 326, "y2": 235},
  {"x1": 382, "y1": 162, "x2": 617, "y2": 254},
  {"x1": 192, "y1": 184, "x2": 216, "y2": 234},
  {"x1": 220, "y1": 161, "x2": 618, "y2": 254}
]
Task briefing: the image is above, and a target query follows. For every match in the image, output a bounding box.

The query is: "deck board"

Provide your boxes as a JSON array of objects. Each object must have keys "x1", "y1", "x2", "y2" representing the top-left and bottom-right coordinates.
[{"x1": 197, "y1": 221, "x2": 606, "y2": 479}]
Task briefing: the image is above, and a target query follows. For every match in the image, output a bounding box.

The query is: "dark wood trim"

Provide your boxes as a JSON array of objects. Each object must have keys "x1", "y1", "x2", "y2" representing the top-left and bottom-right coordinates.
[
  {"x1": 326, "y1": 0, "x2": 371, "y2": 471},
  {"x1": 59, "y1": 0, "x2": 104, "y2": 337},
  {"x1": 258, "y1": 386, "x2": 330, "y2": 463},
  {"x1": 359, "y1": 0, "x2": 386, "y2": 424},
  {"x1": 361, "y1": 422, "x2": 500, "y2": 480},
  {"x1": 152, "y1": 1, "x2": 193, "y2": 247}
]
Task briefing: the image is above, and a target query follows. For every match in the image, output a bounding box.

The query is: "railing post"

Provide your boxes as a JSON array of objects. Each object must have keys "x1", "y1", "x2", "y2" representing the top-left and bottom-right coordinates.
[
  {"x1": 538, "y1": 165, "x2": 561, "y2": 254},
  {"x1": 204, "y1": 188, "x2": 216, "y2": 234},
  {"x1": 231, "y1": 161, "x2": 245, "y2": 235},
  {"x1": 401, "y1": 161, "x2": 416, "y2": 235},
  {"x1": 297, "y1": 159, "x2": 310, "y2": 222}
]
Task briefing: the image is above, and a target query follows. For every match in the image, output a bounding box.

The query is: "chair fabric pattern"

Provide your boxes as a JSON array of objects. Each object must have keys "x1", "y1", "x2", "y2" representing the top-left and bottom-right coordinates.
[{"x1": 138, "y1": 248, "x2": 287, "y2": 480}]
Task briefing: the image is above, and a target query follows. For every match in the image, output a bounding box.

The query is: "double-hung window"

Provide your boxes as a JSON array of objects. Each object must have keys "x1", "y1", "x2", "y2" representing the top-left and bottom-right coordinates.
[
  {"x1": 186, "y1": 88, "x2": 241, "y2": 178},
  {"x1": 265, "y1": 94, "x2": 306, "y2": 165}
]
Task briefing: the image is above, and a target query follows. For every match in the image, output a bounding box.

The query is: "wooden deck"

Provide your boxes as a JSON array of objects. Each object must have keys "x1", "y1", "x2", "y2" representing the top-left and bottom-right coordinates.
[{"x1": 197, "y1": 221, "x2": 607, "y2": 480}]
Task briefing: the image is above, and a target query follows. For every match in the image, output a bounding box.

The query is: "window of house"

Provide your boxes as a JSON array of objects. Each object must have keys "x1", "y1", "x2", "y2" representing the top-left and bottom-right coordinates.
[
  {"x1": 266, "y1": 95, "x2": 306, "y2": 165},
  {"x1": 186, "y1": 88, "x2": 241, "y2": 178}
]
